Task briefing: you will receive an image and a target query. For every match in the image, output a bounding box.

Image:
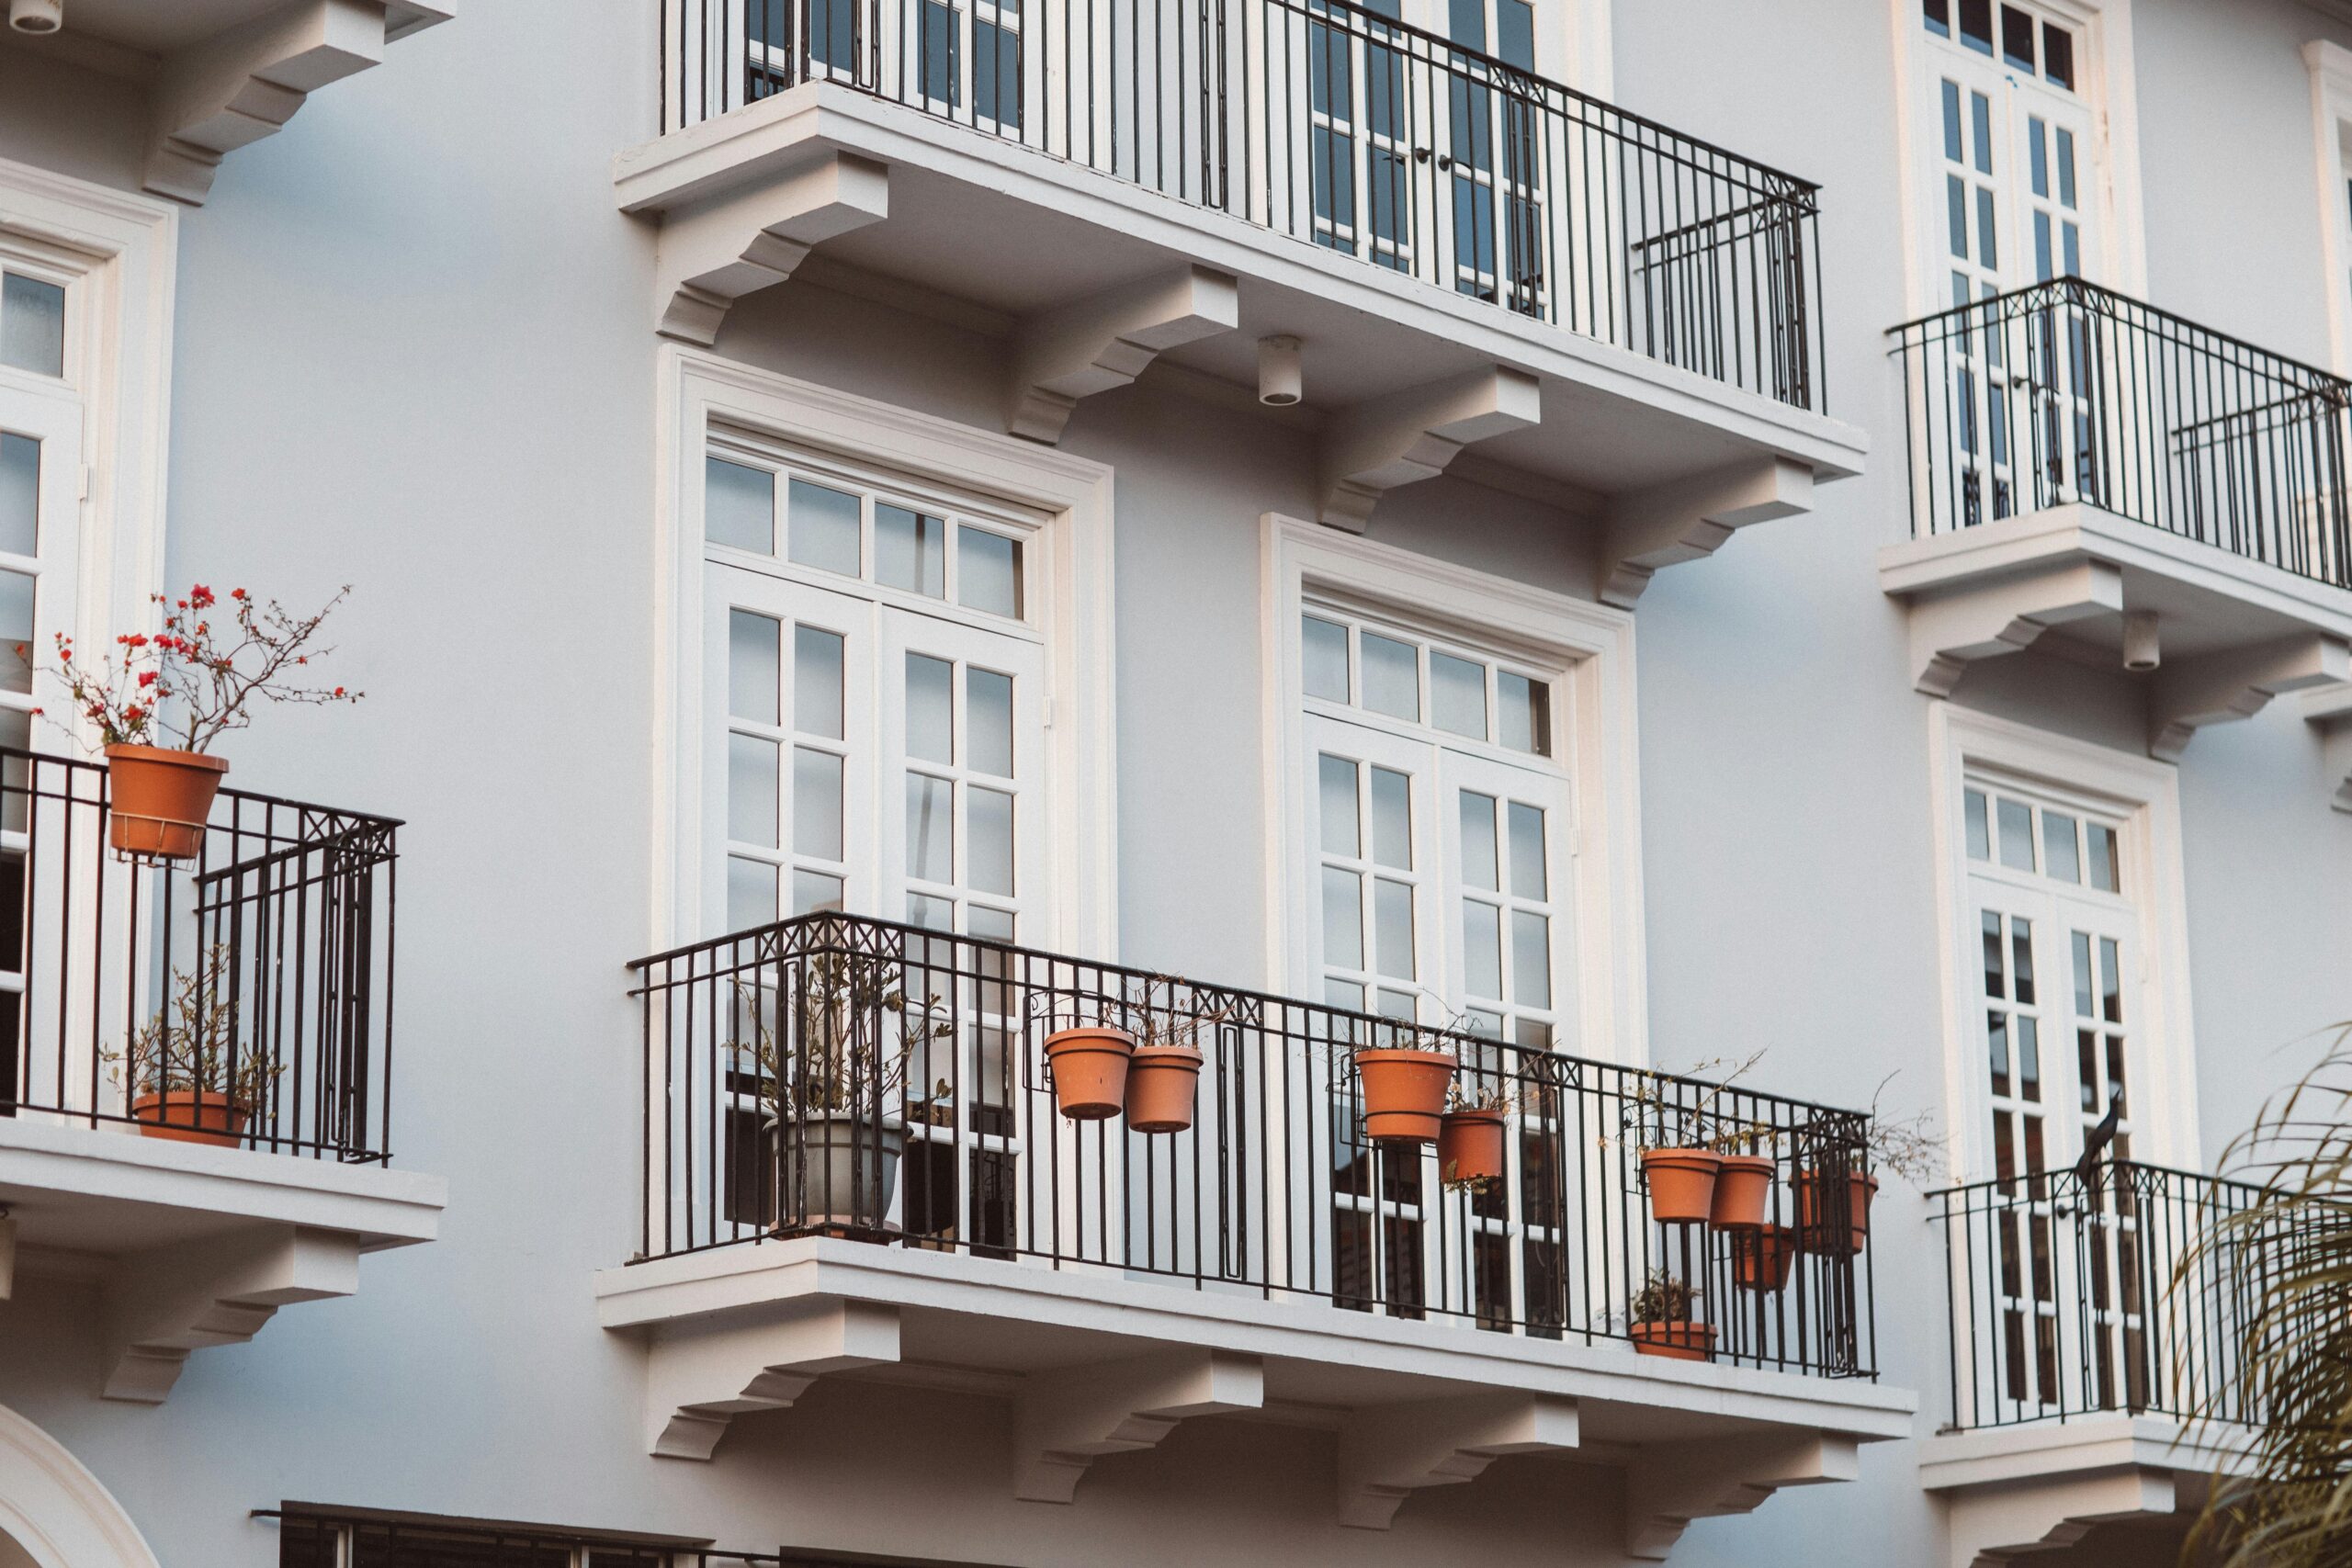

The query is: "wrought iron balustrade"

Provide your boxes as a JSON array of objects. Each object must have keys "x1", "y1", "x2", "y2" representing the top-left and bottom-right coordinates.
[
  {"x1": 263, "y1": 1506, "x2": 783, "y2": 1567},
  {"x1": 1891, "y1": 278, "x2": 2352, "y2": 589},
  {"x1": 1932, "y1": 1158, "x2": 2324, "y2": 1432},
  {"x1": 0, "y1": 747, "x2": 401, "y2": 1163},
  {"x1": 631, "y1": 911, "x2": 1879, "y2": 1379},
  {"x1": 662, "y1": 0, "x2": 1826, "y2": 412}
]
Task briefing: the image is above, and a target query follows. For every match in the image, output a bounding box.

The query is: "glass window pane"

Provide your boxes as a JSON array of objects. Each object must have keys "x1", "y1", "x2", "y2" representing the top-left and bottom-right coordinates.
[
  {"x1": 1361, "y1": 633, "x2": 1419, "y2": 719},
  {"x1": 1460, "y1": 790, "x2": 1498, "y2": 891},
  {"x1": 1377, "y1": 988, "x2": 1419, "y2": 1022},
  {"x1": 0, "y1": 567, "x2": 31, "y2": 693},
  {"x1": 1326, "y1": 977, "x2": 1366, "y2": 1011},
  {"x1": 1941, "y1": 78, "x2": 1962, "y2": 160},
  {"x1": 2072, "y1": 931, "x2": 2094, "y2": 1018},
  {"x1": 0, "y1": 273, "x2": 64, "y2": 378},
  {"x1": 729, "y1": 610, "x2": 781, "y2": 725},
  {"x1": 793, "y1": 746, "x2": 843, "y2": 859},
  {"x1": 2057, "y1": 129, "x2": 2077, "y2": 209},
  {"x1": 2101, "y1": 938, "x2": 2122, "y2": 1023},
  {"x1": 959, "y1": 526, "x2": 1022, "y2": 617},
  {"x1": 1971, "y1": 92, "x2": 1993, "y2": 175},
  {"x1": 2043, "y1": 23, "x2": 2073, "y2": 88},
  {"x1": 1508, "y1": 802, "x2": 1545, "y2": 899},
  {"x1": 876, "y1": 504, "x2": 945, "y2": 597},
  {"x1": 967, "y1": 668, "x2": 1013, "y2": 777},
  {"x1": 1976, "y1": 186, "x2": 1998, "y2": 267},
  {"x1": 728, "y1": 734, "x2": 780, "y2": 848},
  {"x1": 728, "y1": 855, "x2": 780, "y2": 930},
  {"x1": 2012, "y1": 918, "x2": 2036, "y2": 1006},
  {"x1": 1925, "y1": 0, "x2": 1951, "y2": 34},
  {"x1": 969, "y1": 785, "x2": 1014, "y2": 896},
  {"x1": 1464, "y1": 899, "x2": 1502, "y2": 998},
  {"x1": 1510, "y1": 910, "x2": 1551, "y2": 1008},
  {"x1": 706, "y1": 458, "x2": 776, "y2": 553},
  {"x1": 1319, "y1": 754, "x2": 1360, "y2": 857},
  {"x1": 909, "y1": 893, "x2": 956, "y2": 931},
  {"x1": 1323, "y1": 866, "x2": 1364, "y2": 968},
  {"x1": 2000, "y1": 5, "x2": 2035, "y2": 69},
  {"x1": 1498, "y1": 671, "x2": 1548, "y2": 754},
  {"x1": 1983, "y1": 910, "x2": 2007, "y2": 999},
  {"x1": 795, "y1": 626, "x2": 845, "y2": 740},
  {"x1": 1947, "y1": 175, "x2": 1970, "y2": 258},
  {"x1": 1370, "y1": 765, "x2": 1411, "y2": 869},
  {"x1": 1960, "y1": 0, "x2": 1992, "y2": 52},
  {"x1": 2018, "y1": 1015, "x2": 2041, "y2": 1101},
  {"x1": 793, "y1": 870, "x2": 845, "y2": 915},
  {"x1": 2087, "y1": 824, "x2": 2119, "y2": 892},
  {"x1": 1997, "y1": 797, "x2": 2034, "y2": 871},
  {"x1": 2029, "y1": 118, "x2": 2048, "y2": 198},
  {"x1": 788, "y1": 479, "x2": 862, "y2": 576},
  {"x1": 1987, "y1": 1010, "x2": 2010, "y2": 1096},
  {"x1": 967, "y1": 903, "x2": 1014, "y2": 942},
  {"x1": 1304, "y1": 615, "x2": 1351, "y2": 701},
  {"x1": 1965, "y1": 787, "x2": 1990, "y2": 861},
  {"x1": 906, "y1": 773, "x2": 955, "y2": 884},
  {"x1": 906, "y1": 653, "x2": 955, "y2": 764},
  {"x1": 2042, "y1": 811, "x2": 2080, "y2": 883},
  {"x1": 1373, "y1": 877, "x2": 1416, "y2": 979},
  {"x1": 1430, "y1": 651, "x2": 1487, "y2": 739},
  {"x1": 0, "y1": 432, "x2": 37, "y2": 561}
]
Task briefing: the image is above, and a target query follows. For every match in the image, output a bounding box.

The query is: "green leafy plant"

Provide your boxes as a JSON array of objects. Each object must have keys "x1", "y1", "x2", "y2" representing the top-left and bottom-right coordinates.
[
  {"x1": 1629, "y1": 1267, "x2": 1699, "y2": 1325},
  {"x1": 731, "y1": 951, "x2": 954, "y2": 1122},
  {"x1": 103, "y1": 945, "x2": 281, "y2": 1109}
]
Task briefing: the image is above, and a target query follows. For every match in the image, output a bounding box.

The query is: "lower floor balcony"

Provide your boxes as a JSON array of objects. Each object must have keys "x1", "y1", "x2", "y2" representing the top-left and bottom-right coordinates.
[
  {"x1": 0, "y1": 748, "x2": 442, "y2": 1404},
  {"x1": 600, "y1": 912, "x2": 1915, "y2": 1555}
]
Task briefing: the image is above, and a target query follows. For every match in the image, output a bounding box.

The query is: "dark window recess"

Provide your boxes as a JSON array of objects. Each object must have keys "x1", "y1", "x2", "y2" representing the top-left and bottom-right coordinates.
[
  {"x1": 2000, "y1": 5, "x2": 2036, "y2": 69},
  {"x1": 1960, "y1": 0, "x2": 1994, "y2": 52},
  {"x1": 280, "y1": 1519, "x2": 672, "y2": 1568},
  {"x1": 1925, "y1": 0, "x2": 1951, "y2": 36},
  {"x1": 2042, "y1": 22, "x2": 2074, "y2": 88}
]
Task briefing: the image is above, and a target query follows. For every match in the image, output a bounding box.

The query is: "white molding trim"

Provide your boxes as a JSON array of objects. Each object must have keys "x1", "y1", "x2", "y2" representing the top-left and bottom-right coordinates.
[
  {"x1": 2307, "y1": 39, "x2": 2352, "y2": 375},
  {"x1": 0, "y1": 1402, "x2": 161, "y2": 1568},
  {"x1": 0, "y1": 156, "x2": 176, "y2": 705},
  {"x1": 651, "y1": 347, "x2": 1119, "y2": 959},
  {"x1": 1259, "y1": 515, "x2": 1648, "y2": 1066},
  {"x1": 1924, "y1": 704, "x2": 2200, "y2": 1178}
]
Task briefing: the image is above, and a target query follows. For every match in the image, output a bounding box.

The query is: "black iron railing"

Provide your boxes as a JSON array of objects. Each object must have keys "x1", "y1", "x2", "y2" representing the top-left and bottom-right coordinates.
[
  {"x1": 662, "y1": 0, "x2": 1826, "y2": 411},
  {"x1": 1931, "y1": 1158, "x2": 2321, "y2": 1431},
  {"x1": 262, "y1": 1507, "x2": 778, "y2": 1567},
  {"x1": 0, "y1": 748, "x2": 401, "y2": 1163},
  {"x1": 631, "y1": 912, "x2": 1878, "y2": 1379},
  {"x1": 1892, "y1": 278, "x2": 2352, "y2": 589}
]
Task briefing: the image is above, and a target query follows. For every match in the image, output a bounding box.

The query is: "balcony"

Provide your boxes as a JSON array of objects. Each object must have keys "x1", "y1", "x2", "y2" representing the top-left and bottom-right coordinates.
[
  {"x1": 0, "y1": 749, "x2": 442, "y2": 1404},
  {"x1": 622, "y1": 0, "x2": 1863, "y2": 591},
  {"x1": 597, "y1": 913, "x2": 1914, "y2": 1551},
  {"x1": 1883, "y1": 280, "x2": 2352, "y2": 763},
  {"x1": 0, "y1": 0, "x2": 452, "y2": 204},
  {"x1": 1924, "y1": 1159, "x2": 2266, "y2": 1564}
]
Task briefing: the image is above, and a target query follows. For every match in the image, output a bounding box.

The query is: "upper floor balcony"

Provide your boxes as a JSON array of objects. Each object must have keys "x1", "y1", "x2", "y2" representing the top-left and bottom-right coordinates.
[
  {"x1": 0, "y1": 747, "x2": 442, "y2": 1404},
  {"x1": 1883, "y1": 279, "x2": 2352, "y2": 771},
  {"x1": 622, "y1": 0, "x2": 1863, "y2": 589},
  {"x1": 1923, "y1": 1158, "x2": 2268, "y2": 1565},
  {"x1": 598, "y1": 912, "x2": 1914, "y2": 1551}
]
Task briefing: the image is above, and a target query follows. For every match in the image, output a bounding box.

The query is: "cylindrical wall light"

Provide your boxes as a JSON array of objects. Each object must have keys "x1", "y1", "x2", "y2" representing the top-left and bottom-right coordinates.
[
  {"x1": 1258, "y1": 334, "x2": 1303, "y2": 407},
  {"x1": 9, "y1": 0, "x2": 63, "y2": 35},
  {"x1": 2123, "y1": 610, "x2": 2161, "y2": 672}
]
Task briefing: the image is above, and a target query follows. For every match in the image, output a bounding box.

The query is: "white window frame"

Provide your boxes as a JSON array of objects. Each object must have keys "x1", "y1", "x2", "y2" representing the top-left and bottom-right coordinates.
[
  {"x1": 653, "y1": 346, "x2": 1117, "y2": 958},
  {"x1": 2304, "y1": 39, "x2": 2352, "y2": 376},
  {"x1": 1888, "y1": 0, "x2": 2150, "y2": 318},
  {"x1": 1926, "y1": 703, "x2": 2199, "y2": 1179},
  {"x1": 1261, "y1": 513, "x2": 1645, "y2": 1066},
  {"x1": 0, "y1": 155, "x2": 176, "y2": 706}
]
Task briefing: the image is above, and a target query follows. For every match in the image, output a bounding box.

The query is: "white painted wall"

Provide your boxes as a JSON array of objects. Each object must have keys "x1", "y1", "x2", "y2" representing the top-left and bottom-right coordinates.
[{"x1": 0, "y1": 0, "x2": 2344, "y2": 1563}]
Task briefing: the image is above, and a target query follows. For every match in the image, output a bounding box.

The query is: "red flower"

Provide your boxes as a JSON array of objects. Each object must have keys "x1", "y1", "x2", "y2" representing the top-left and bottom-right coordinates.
[{"x1": 136, "y1": 671, "x2": 156, "y2": 689}]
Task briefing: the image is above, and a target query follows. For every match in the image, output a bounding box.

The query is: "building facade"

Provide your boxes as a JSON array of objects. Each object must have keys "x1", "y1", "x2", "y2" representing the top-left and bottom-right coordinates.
[{"x1": 0, "y1": 0, "x2": 2346, "y2": 1562}]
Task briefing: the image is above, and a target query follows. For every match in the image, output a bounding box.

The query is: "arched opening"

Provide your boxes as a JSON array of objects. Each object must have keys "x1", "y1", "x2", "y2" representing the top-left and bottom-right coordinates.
[{"x1": 0, "y1": 1404, "x2": 158, "y2": 1568}]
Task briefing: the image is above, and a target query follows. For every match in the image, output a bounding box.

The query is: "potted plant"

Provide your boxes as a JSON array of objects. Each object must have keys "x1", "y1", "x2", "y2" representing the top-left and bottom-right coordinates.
[
  {"x1": 737, "y1": 950, "x2": 951, "y2": 1236},
  {"x1": 1707, "y1": 1119, "x2": 1780, "y2": 1232},
  {"x1": 105, "y1": 945, "x2": 279, "y2": 1147},
  {"x1": 40, "y1": 585, "x2": 359, "y2": 862},
  {"x1": 1438, "y1": 1082, "x2": 1512, "y2": 1189},
  {"x1": 1628, "y1": 1268, "x2": 1713, "y2": 1361},
  {"x1": 1042, "y1": 1003, "x2": 1138, "y2": 1121},
  {"x1": 1352, "y1": 1021, "x2": 1457, "y2": 1145},
  {"x1": 1121, "y1": 993, "x2": 1221, "y2": 1134},
  {"x1": 1731, "y1": 1224, "x2": 1799, "y2": 1293},
  {"x1": 1794, "y1": 1077, "x2": 1940, "y2": 1257}
]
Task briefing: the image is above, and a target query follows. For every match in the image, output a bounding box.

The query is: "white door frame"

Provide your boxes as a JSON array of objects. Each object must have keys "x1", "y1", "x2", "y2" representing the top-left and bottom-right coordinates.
[{"x1": 0, "y1": 1403, "x2": 160, "y2": 1568}]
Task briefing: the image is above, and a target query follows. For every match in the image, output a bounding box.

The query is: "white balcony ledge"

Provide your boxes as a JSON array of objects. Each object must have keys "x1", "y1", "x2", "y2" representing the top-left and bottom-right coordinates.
[
  {"x1": 0, "y1": 0, "x2": 451, "y2": 205},
  {"x1": 0, "y1": 1116, "x2": 444, "y2": 1404},
  {"x1": 595, "y1": 1235, "x2": 1915, "y2": 1560},
  {"x1": 1880, "y1": 502, "x2": 2352, "y2": 761},
  {"x1": 614, "y1": 82, "x2": 1867, "y2": 602},
  {"x1": 1920, "y1": 1415, "x2": 2250, "y2": 1568}
]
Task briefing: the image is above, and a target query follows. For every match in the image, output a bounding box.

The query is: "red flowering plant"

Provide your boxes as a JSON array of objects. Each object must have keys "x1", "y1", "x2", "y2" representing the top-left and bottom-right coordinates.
[{"x1": 40, "y1": 584, "x2": 361, "y2": 753}]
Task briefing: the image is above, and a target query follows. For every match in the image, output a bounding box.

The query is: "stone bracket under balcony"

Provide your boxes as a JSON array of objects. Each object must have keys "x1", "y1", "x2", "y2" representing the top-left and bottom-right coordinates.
[
  {"x1": 615, "y1": 84, "x2": 1864, "y2": 570},
  {"x1": 1920, "y1": 1415, "x2": 2250, "y2": 1568},
  {"x1": 0, "y1": 1116, "x2": 444, "y2": 1404},
  {"x1": 596, "y1": 1235, "x2": 1914, "y2": 1551},
  {"x1": 1881, "y1": 502, "x2": 2352, "y2": 761},
  {"x1": 2308, "y1": 685, "x2": 2352, "y2": 811}
]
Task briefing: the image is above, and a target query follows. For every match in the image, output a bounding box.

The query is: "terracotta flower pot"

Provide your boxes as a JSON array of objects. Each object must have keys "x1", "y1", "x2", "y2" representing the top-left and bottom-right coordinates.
[
  {"x1": 1641, "y1": 1148, "x2": 1723, "y2": 1225},
  {"x1": 1043, "y1": 1026, "x2": 1136, "y2": 1120},
  {"x1": 1796, "y1": 1168, "x2": 1881, "y2": 1258},
  {"x1": 1630, "y1": 1321, "x2": 1716, "y2": 1362},
  {"x1": 105, "y1": 744, "x2": 227, "y2": 863},
  {"x1": 129, "y1": 1089, "x2": 247, "y2": 1148},
  {"x1": 1708, "y1": 1153, "x2": 1777, "y2": 1230},
  {"x1": 1352, "y1": 1047, "x2": 1456, "y2": 1143},
  {"x1": 1732, "y1": 1224, "x2": 1799, "y2": 1292},
  {"x1": 1438, "y1": 1106, "x2": 1509, "y2": 1184},
  {"x1": 1125, "y1": 1044, "x2": 1205, "y2": 1134}
]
